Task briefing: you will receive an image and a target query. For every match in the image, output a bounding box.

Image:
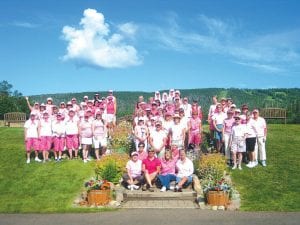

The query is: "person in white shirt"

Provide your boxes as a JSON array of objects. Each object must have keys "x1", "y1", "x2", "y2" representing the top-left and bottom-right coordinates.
[
  {"x1": 230, "y1": 116, "x2": 247, "y2": 170},
  {"x1": 24, "y1": 113, "x2": 41, "y2": 164},
  {"x1": 38, "y1": 111, "x2": 53, "y2": 162},
  {"x1": 123, "y1": 151, "x2": 143, "y2": 191},
  {"x1": 52, "y1": 113, "x2": 66, "y2": 162},
  {"x1": 175, "y1": 150, "x2": 194, "y2": 192},
  {"x1": 65, "y1": 109, "x2": 80, "y2": 160},
  {"x1": 92, "y1": 111, "x2": 108, "y2": 160},
  {"x1": 170, "y1": 114, "x2": 185, "y2": 150},
  {"x1": 212, "y1": 103, "x2": 227, "y2": 153},
  {"x1": 252, "y1": 109, "x2": 268, "y2": 167},
  {"x1": 134, "y1": 119, "x2": 149, "y2": 152},
  {"x1": 149, "y1": 121, "x2": 167, "y2": 158},
  {"x1": 245, "y1": 112, "x2": 258, "y2": 168}
]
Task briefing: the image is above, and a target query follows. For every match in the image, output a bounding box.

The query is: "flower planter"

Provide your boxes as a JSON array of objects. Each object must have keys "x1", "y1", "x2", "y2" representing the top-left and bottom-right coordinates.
[
  {"x1": 87, "y1": 189, "x2": 111, "y2": 206},
  {"x1": 207, "y1": 191, "x2": 229, "y2": 206}
]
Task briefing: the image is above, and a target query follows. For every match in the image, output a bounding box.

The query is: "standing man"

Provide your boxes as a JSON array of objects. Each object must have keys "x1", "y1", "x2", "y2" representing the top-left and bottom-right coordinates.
[{"x1": 252, "y1": 109, "x2": 268, "y2": 167}]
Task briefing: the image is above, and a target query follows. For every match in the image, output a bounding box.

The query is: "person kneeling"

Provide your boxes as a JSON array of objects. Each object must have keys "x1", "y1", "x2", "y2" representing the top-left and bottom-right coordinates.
[{"x1": 175, "y1": 150, "x2": 194, "y2": 192}]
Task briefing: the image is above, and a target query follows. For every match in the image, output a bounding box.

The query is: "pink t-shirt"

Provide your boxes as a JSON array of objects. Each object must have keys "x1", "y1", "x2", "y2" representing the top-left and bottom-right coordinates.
[
  {"x1": 160, "y1": 158, "x2": 176, "y2": 176},
  {"x1": 137, "y1": 151, "x2": 148, "y2": 161},
  {"x1": 142, "y1": 157, "x2": 161, "y2": 174},
  {"x1": 223, "y1": 118, "x2": 235, "y2": 134},
  {"x1": 80, "y1": 120, "x2": 92, "y2": 138}
]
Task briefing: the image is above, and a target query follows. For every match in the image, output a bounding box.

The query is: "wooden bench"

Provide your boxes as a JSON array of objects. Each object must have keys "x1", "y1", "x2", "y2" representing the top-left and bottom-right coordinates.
[
  {"x1": 260, "y1": 108, "x2": 287, "y2": 124},
  {"x1": 4, "y1": 112, "x2": 27, "y2": 127}
]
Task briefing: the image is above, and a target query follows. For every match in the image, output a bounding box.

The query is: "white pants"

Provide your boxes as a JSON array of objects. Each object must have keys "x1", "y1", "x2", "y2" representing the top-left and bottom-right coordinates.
[
  {"x1": 255, "y1": 136, "x2": 266, "y2": 161},
  {"x1": 223, "y1": 133, "x2": 231, "y2": 160}
]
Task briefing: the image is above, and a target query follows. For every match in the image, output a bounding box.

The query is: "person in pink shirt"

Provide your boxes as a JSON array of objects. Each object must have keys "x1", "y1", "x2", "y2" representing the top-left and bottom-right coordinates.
[
  {"x1": 24, "y1": 113, "x2": 41, "y2": 164},
  {"x1": 65, "y1": 109, "x2": 80, "y2": 160},
  {"x1": 106, "y1": 96, "x2": 117, "y2": 136},
  {"x1": 136, "y1": 142, "x2": 148, "y2": 161},
  {"x1": 25, "y1": 97, "x2": 40, "y2": 116},
  {"x1": 71, "y1": 98, "x2": 80, "y2": 113},
  {"x1": 158, "y1": 150, "x2": 177, "y2": 192},
  {"x1": 79, "y1": 113, "x2": 93, "y2": 163},
  {"x1": 188, "y1": 110, "x2": 202, "y2": 151},
  {"x1": 142, "y1": 149, "x2": 161, "y2": 192},
  {"x1": 222, "y1": 110, "x2": 235, "y2": 165},
  {"x1": 92, "y1": 111, "x2": 108, "y2": 160},
  {"x1": 170, "y1": 144, "x2": 180, "y2": 161},
  {"x1": 52, "y1": 113, "x2": 66, "y2": 162},
  {"x1": 38, "y1": 111, "x2": 53, "y2": 163}
]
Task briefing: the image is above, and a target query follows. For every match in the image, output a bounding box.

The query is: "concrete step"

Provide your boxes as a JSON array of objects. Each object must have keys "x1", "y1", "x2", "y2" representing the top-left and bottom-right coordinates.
[
  {"x1": 124, "y1": 189, "x2": 197, "y2": 201},
  {"x1": 122, "y1": 199, "x2": 199, "y2": 209}
]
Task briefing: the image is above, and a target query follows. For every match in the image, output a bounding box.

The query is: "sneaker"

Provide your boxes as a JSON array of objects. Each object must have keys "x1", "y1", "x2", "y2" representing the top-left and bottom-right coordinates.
[
  {"x1": 169, "y1": 185, "x2": 175, "y2": 191},
  {"x1": 127, "y1": 185, "x2": 134, "y2": 191},
  {"x1": 83, "y1": 159, "x2": 88, "y2": 163},
  {"x1": 160, "y1": 186, "x2": 167, "y2": 192},
  {"x1": 26, "y1": 158, "x2": 30, "y2": 164},
  {"x1": 35, "y1": 157, "x2": 42, "y2": 162},
  {"x1": 238, "y1": 165, "x2": 242, "y2": 170},
  {"x1": 232, "y1": 165, "x2": 237, "y2": 170},
  {"x1": 142, "y1": 185, "x2": 147, "y2": 191},
  {"x1": 133, "y1": 185, "x2": 140, "y2": 190},
  {"x1": 148, "y1": 187, "x2": 154, "y2": 192},
  {"x1": 246, "y1": 162, "x2": 253, "y2": 168},
  {"x1": 261, "y1": 160, "x2": 267, "y2": 167},
  {"x1": 174, "y1": 185, "x2": 179, "y2": 192},
  {"x1": 252, "y1": 161, "x2": 258, "y2": 167}
]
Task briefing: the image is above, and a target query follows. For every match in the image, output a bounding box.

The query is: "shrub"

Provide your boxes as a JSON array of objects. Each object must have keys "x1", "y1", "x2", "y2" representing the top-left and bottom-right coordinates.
[
  {"x1": 110, "y1": 120, "x2": 133, "y2": 154},
  {"x1": 196, "y1": 154, "x2": 227, "y2": 181},
  {"x1": 95, "y1": 153, "x2": 129, "y2": 184}
]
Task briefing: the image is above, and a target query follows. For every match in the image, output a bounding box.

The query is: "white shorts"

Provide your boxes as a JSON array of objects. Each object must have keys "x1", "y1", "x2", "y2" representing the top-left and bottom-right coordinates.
[
  {"x1": 106, "y1": 114, "x2": 116, "y2": 123},
  {"x1": 81, "y1": 137, "x2": 93, "y2": 145},
  {"x1": 231, "y1": 138, "x2": 246, "y2": 153},
  {"x1": 93, "y1": 137, "x2": 107, "y2": 148}
]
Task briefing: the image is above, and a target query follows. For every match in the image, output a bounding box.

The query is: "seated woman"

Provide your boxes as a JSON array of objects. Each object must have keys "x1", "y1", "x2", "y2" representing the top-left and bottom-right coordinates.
[
  {"x1": 158, "y1": 150, "x2": 177, "y2": 192},
  {"x1": 175, "y1": 150, "x2": 194, "y2": 192},
  {"x1": 123, "y1": 151, "x2": 143, "y2": 191},
  {"x1": 142, "y1": 149, "x2": 161, "y2": 192}
]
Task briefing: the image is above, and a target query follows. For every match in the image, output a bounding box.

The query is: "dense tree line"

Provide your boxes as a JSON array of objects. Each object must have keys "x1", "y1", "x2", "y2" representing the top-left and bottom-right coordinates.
[{"x1": 0, "y1": 81, "x2": 29, "y2": 119}]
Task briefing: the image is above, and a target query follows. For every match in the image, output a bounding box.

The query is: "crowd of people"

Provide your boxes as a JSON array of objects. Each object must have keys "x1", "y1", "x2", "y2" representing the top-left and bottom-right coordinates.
[
  {"x1": 23, "y1": 88, "x2": 267, "y2": 191},
  {"x1": 123, "y1": 89, "x2": 267, "y2": 191},
  {"x1": 23, "y1": 90, "x2": 117, "y2": 163}
]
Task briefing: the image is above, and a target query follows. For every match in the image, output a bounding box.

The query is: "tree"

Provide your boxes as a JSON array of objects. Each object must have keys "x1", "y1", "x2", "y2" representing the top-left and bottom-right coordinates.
[{"x1": 0, "y1": 80, "x2": 13, "y2": 96}]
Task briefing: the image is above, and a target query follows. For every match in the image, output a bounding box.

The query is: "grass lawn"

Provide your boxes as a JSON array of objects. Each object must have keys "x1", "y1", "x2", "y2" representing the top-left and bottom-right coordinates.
[
  {"x1": 0, "y1": 125, "x2": 299, "y2": 212},
  {"x1": 0, "y1": 128, "x2": 113, "y2": 213},
  {"x1": 230, "y1": 124, "x2": 300, "y2": 211}
]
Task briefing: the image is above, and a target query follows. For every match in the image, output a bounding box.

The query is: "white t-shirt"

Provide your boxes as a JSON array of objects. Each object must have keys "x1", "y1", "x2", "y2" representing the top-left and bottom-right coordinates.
[
  {"x1": 52, "y1": 121, "x2": 66, "y2": 137},
  {"x1": 231, "y1": 124, "x2": 246, "y2": 138},
  {"x1": 212, "y1": 112, "x2": 227, "y2": 125},
  {"x1": 151, "y1": 129, "x2": 166, "y2": 150},
  {"x1": 126, "y1": 160, "x2": 142, "y2": 178},
  {"x1": 252, "y1": 117, "x2": 267, "y2": 137},
  {"x1": 176, "y1": 158, "x2": 194, "y2": 178},
  {"x1": 65, "y1": 117, "x2": 79, "y2": 135},
  {"x1": 245, "y1": 118, "x2": 256, "y2": 138},
  {"x1": 39, "y1": 119, "x2": 52, "y2": 137},
  {"x1": 170, "y1": 123, "x2": 184, "y2": 141},
  {"x1": 24, "y1": 120, "x2": 39, "y2": 138}
]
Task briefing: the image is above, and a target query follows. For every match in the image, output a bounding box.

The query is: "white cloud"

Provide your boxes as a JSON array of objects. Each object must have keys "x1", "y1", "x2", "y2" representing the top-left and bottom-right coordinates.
[
  {"x1": 62, "y1": 8, "x2": 141, "y2": 69},
  {"x1": 143, "y1": 13, "x2": 300, "y2": 73},
  {"x1": 118, "y1": 22, "x2": 138, "y2": 37},
  {"x1": 11, "y1": 21, "x2": 38, "y2": 28}
]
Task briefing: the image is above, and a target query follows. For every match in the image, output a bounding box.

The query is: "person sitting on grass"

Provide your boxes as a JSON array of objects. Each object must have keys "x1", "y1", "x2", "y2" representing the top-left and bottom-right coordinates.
[
  {"x1": 158, "y1": 150, "x2": 177, "y2": 192},
  {"x1": 142, "y1": 148, "x2": 161, "y2": 192},
  {"x1": 175, "y1": 150, "x2": 194, "y2": 192},
  {"x1": 123, "y1": 151, "x2": 143, "y2": 191}
]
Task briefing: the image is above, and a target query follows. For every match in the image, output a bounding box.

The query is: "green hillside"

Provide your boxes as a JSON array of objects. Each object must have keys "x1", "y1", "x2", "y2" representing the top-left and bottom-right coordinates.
[{"x1": 29, "y1": 88, "x2": 300, "y2": 123}]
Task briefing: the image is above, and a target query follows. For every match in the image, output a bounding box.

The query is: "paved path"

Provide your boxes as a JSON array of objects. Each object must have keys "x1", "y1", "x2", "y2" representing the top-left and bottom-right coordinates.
[{"x1": 0, "y1": 209, "x2": 299, "y2": 225}]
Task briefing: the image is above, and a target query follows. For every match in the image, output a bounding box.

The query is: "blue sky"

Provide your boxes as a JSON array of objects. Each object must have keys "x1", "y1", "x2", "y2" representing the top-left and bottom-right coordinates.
[{"x1": 0, "y1": 0, "x2": 300, "y2": 96}]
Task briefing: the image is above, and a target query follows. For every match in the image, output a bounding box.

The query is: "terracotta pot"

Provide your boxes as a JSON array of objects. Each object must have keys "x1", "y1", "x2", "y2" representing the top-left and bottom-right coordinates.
[
  {"x1": 207, "y1": 191, "x2": 229, "y2": 206},
  {"x1": 87, "y1": 190, "x2": 111, "y2": 206}
]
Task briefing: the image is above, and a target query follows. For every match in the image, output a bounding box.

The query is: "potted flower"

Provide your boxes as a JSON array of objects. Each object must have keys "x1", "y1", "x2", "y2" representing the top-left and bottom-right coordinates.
[
  {"x1": 85, "y1": 177, "x2": 111, "y2": 206},
  {"x1": 202, "y1": 177, "x2": 232, "y2": 207}
]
